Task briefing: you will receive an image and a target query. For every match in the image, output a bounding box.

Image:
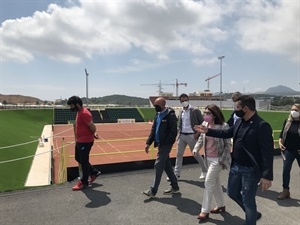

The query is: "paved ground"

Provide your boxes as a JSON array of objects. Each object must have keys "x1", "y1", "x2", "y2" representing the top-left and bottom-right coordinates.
[{"x1": 0, "y1": 156, "x2": 299, "y2": 225}]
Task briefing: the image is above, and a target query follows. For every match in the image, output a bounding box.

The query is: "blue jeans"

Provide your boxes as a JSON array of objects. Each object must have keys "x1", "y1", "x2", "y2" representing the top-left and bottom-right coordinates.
[
  {"x1": 282, "y1": 150, "x2": 300, "y2": 189},
  {"x1": 227, "y1": 162, "x2": 260, "y2": 225},
  {"x1": 151, "y1": 144, "x2": 179, "y2": 194}
]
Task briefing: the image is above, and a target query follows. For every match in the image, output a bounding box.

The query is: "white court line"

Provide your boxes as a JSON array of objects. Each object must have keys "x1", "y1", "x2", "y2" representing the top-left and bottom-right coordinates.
[{"x1": 25, "y1": 125, "x2": 52, "y2": 187}]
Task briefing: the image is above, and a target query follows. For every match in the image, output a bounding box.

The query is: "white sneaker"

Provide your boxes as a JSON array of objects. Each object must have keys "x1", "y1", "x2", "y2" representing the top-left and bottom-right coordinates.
[
  {"x1": 166, "y1": 174, "x2": 180, "y2": 181},
  {"x1": 199, "y1": 172, "x2": 207, "y2": 181}
]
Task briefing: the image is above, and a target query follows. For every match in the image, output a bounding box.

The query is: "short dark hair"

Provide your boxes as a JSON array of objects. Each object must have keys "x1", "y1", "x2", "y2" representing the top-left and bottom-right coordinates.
[
  {"x1": 179, "y1": 93, "x2": 189, "y2": 100},
  {"x1": 237, "y1": 95, "x2": 256, "y2": 111},
  {"x1": 67, "y1": 96, "x2": 83, "y2": 106}
]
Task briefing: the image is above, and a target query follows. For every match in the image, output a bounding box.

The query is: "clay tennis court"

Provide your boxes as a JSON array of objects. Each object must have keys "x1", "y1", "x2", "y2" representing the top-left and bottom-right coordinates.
[{"x1": 52, "y1": 122, "x2": 202, "y2": 184}]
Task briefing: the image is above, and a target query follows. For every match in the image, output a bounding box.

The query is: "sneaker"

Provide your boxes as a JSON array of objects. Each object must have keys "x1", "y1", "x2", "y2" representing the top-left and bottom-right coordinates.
[
  {"x1": 163, "y1": 187, "x2": 180, "y2": 195},
  {"x1": 72, "y1": 181, "x2": 87, "y2": 191},
  {"x1": 89, "y1": 171, "x2": 101, "y2": 184},
  {"x1": 166, "y1": 174, "x2": 180, "y2": 181},
  {"x1": 199, "y1": 172, "x2": 207, "y2": 181},
  {"x1": 142, "y1": 189, "x2": 156, "y2": 198}
]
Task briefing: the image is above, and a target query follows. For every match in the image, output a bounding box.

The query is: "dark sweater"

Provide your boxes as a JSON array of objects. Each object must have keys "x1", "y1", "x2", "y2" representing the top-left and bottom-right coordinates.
[
  {"x1": 146, "y1": 108, "x2": 177, "y2": 148},
  {"x1": 279, "y1": 120, "x2": 300, "y2": 151},
  {"x1": 206, "y1": 113, "x2": 274, "y2": 180}
]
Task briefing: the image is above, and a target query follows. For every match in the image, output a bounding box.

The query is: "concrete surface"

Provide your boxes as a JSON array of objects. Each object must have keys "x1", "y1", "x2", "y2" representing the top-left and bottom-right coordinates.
[
  {"x1": 1, "y1": 156, "x2": 299, "y2": 225},
  {"x1": 25, "y1": 125, "x2": 52, "y2": 187}
]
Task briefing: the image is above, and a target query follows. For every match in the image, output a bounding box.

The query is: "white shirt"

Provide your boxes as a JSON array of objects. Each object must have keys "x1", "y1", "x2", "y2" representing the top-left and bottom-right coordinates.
[
  {"x1": 233, "y1": 113, "x2": 240, "y2": 124},
  {"x1": 181, "y1": 105, "x2": 194, "y2": 133}
]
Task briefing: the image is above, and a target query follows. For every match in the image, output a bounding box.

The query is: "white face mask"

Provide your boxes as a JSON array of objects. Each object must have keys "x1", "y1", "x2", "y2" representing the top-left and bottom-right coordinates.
[
  {"x1": 291, "y1": 110, "x2": 300, "y2": 119},
  {"x1": 181, "y1": 101, "x2": 189, "y2": 108}
]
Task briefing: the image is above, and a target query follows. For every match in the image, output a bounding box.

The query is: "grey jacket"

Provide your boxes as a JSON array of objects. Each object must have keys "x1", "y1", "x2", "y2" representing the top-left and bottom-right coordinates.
[
  {"x1": 178, "y1": 107, "x2": 203, "y2": 133},
  {"x1": 193, "y1": 122, "x2": 232, "y2": 170}
]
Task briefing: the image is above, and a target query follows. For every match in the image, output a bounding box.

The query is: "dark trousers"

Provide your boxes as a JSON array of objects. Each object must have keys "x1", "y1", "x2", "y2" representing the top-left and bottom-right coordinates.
[
  {"x1": 282, "y1": 149, "x2": 300, "y2": 189},
  {"x1": 151, "y1": 144, "x2": 179, "y2": 194},
  {"x1": 75, "y1": 142, "x2": 98, "y2": 185}
]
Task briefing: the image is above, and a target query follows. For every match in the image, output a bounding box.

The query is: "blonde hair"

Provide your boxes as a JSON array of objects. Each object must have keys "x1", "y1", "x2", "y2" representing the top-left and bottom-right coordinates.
[
  {"x1": 231, "y1": 91, "x2": 243, "y2": 102},
  {"x1": 288, "y1": 103, "x2": 300, "y2": 121}
]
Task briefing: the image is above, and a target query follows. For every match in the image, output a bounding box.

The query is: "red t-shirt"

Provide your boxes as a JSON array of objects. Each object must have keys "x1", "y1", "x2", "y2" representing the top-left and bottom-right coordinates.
[{"x1": 76, "y1": 107, "x2": 94, "y2": 143}]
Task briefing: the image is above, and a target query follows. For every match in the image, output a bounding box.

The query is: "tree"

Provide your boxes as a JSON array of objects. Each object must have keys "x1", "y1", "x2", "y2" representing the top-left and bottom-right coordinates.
[{"x1": 2, "y1": 100, "x2": 7, "y2": 105}]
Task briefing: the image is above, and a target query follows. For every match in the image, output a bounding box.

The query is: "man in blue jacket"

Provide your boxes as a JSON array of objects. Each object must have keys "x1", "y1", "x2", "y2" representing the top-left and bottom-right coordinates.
[
  {"x1": 142, "y1": 97, "x2": 179, "y2": 198},
  {"x1": 195, "y1": 95, "x2": 273, "y2": 225}
]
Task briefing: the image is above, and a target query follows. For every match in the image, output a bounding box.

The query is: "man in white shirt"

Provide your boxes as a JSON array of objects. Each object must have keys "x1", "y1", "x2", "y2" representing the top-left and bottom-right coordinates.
[{"x1": 171, "y1": 93, "x2": 207, "y2": 181}]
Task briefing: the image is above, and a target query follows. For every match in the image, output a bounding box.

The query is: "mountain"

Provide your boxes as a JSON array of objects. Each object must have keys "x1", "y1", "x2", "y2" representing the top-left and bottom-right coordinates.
[
  {"x1": 264, "y1": 85, "x2": 300, "y2": 95},
  {"x1": 0, "y1": 94, "x2": 43, "y2": 105},
  {"x1": 2, "y1": 86, "x2": 299, "y2": 105},
  {"x1": 82, "y1": 95, "x2": 149, "y2": 106}
]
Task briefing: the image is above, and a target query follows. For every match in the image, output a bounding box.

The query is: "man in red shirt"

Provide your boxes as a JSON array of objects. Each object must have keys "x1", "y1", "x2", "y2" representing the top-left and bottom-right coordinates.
[{"x1": 67, "y1": 96, "x2": 101, "y2": 191}]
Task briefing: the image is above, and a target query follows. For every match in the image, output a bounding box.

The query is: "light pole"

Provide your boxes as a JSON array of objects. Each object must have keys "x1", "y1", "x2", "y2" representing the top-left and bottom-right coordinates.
[
  {"x1": 85, "y1": 69, "x2": 89, "y2": 107},
  {"x1": 218, "y1": 56, "x2": 225, "y2": 109}
]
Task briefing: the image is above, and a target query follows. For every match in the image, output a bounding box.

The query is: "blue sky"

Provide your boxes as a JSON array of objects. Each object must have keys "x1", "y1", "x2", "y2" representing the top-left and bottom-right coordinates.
[{"x1": 1, "y1": 0, "x2": 299, "y2": 101}]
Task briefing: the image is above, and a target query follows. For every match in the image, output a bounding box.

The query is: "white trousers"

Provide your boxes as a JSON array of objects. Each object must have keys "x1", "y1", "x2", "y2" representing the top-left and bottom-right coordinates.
[
  {"x1": 174, "y1": 134, "x2": 207, "y2": 176},
  {"x1": 201, "y1": 157, "x2": 225, "y2": 213}
]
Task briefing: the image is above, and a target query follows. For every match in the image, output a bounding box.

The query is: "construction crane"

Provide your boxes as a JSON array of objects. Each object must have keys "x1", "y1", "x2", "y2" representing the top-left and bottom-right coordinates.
[
  {"x1": 205, "y1": 74, "x2": 220, "y2": 91},
  {"x1": 140, "y1": 80, "x2": 174, "y2": 95},
  {"x1": 141, "y1": 79, "x2": 187, "y2": 96},
  {"x1": 175, "y1": 79, "x2": 187, "y2": 97}
]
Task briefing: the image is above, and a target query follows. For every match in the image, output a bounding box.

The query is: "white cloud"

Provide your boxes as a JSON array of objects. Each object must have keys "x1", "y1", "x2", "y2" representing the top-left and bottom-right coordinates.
[
  {"x1": 230, "y1": 81, "x2": 237, "y2": 85},
  {"x1": 0, "y1": 44, "x2": 33, "y2": 63},
  {"x1": 235, "y1": 0, "x2": 299, "y2": 63},
  {"x1": 0, "y1": 0, "x2": 298, "y2": 65},
  {"x1": 192, "y1": 57, "x2": 219, "y2": 66},
  {"x1": 0, "y1": 0, "x2": 227, "y2": 64}
]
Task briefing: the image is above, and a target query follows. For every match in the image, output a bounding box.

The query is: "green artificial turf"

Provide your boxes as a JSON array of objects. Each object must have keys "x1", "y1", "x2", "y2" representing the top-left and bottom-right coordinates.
[{"x1": 0, "y1": 109, "x2": 53, "y2": 191}]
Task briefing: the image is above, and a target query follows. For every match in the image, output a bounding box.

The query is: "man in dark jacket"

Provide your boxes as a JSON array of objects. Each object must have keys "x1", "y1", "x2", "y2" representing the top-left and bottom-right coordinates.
[
  {"x1": 195, "y1": 95, "x2": 273, "y2": 225},
  {"x1": 142, "y1": 97, "x2": 179, "y2": 198}
]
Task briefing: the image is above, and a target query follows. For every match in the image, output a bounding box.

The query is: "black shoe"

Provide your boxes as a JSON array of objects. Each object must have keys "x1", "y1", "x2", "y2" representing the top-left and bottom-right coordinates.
[{"x1": 257, "y1": 212, "x2": 262, "y2": 221}]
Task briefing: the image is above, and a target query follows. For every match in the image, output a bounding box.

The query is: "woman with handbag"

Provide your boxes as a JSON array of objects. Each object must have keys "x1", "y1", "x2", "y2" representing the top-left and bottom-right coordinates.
[{"x1": 278, "y1": 103, "x2": 300, "y2": 200}]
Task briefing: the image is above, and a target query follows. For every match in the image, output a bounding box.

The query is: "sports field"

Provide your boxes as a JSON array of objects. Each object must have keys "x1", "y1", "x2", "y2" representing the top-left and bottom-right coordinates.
[
  {"x1": 52, "y1": 122, "x2": 200, "y2": 184},
  {"x1": 0, "y1": 109, "x2": 289, "y2": 191}
]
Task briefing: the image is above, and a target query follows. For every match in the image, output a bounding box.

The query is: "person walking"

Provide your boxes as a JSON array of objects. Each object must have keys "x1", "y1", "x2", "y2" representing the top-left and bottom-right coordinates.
[
  {"x1": 142, "y1": 97, "x2": 180, "y2": 198},
  {"x1": 67, "y1": 96, "x2": 101, "y2": 191},
  {"x1": 227, "y1": 91, "x2": 243, "y2": 127},
  {"x1": 195, "y1": 95, "x2": 274, "y2": 225},
  {"x1": 192, "y1": 104, "x2": 231, "y2": 222},
  {"x1": 277, "y1": 103, "x2": 300, "y2": 200},
  {"x1": 173, "y1": 93, "x2": 207, "y2": 181}
]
